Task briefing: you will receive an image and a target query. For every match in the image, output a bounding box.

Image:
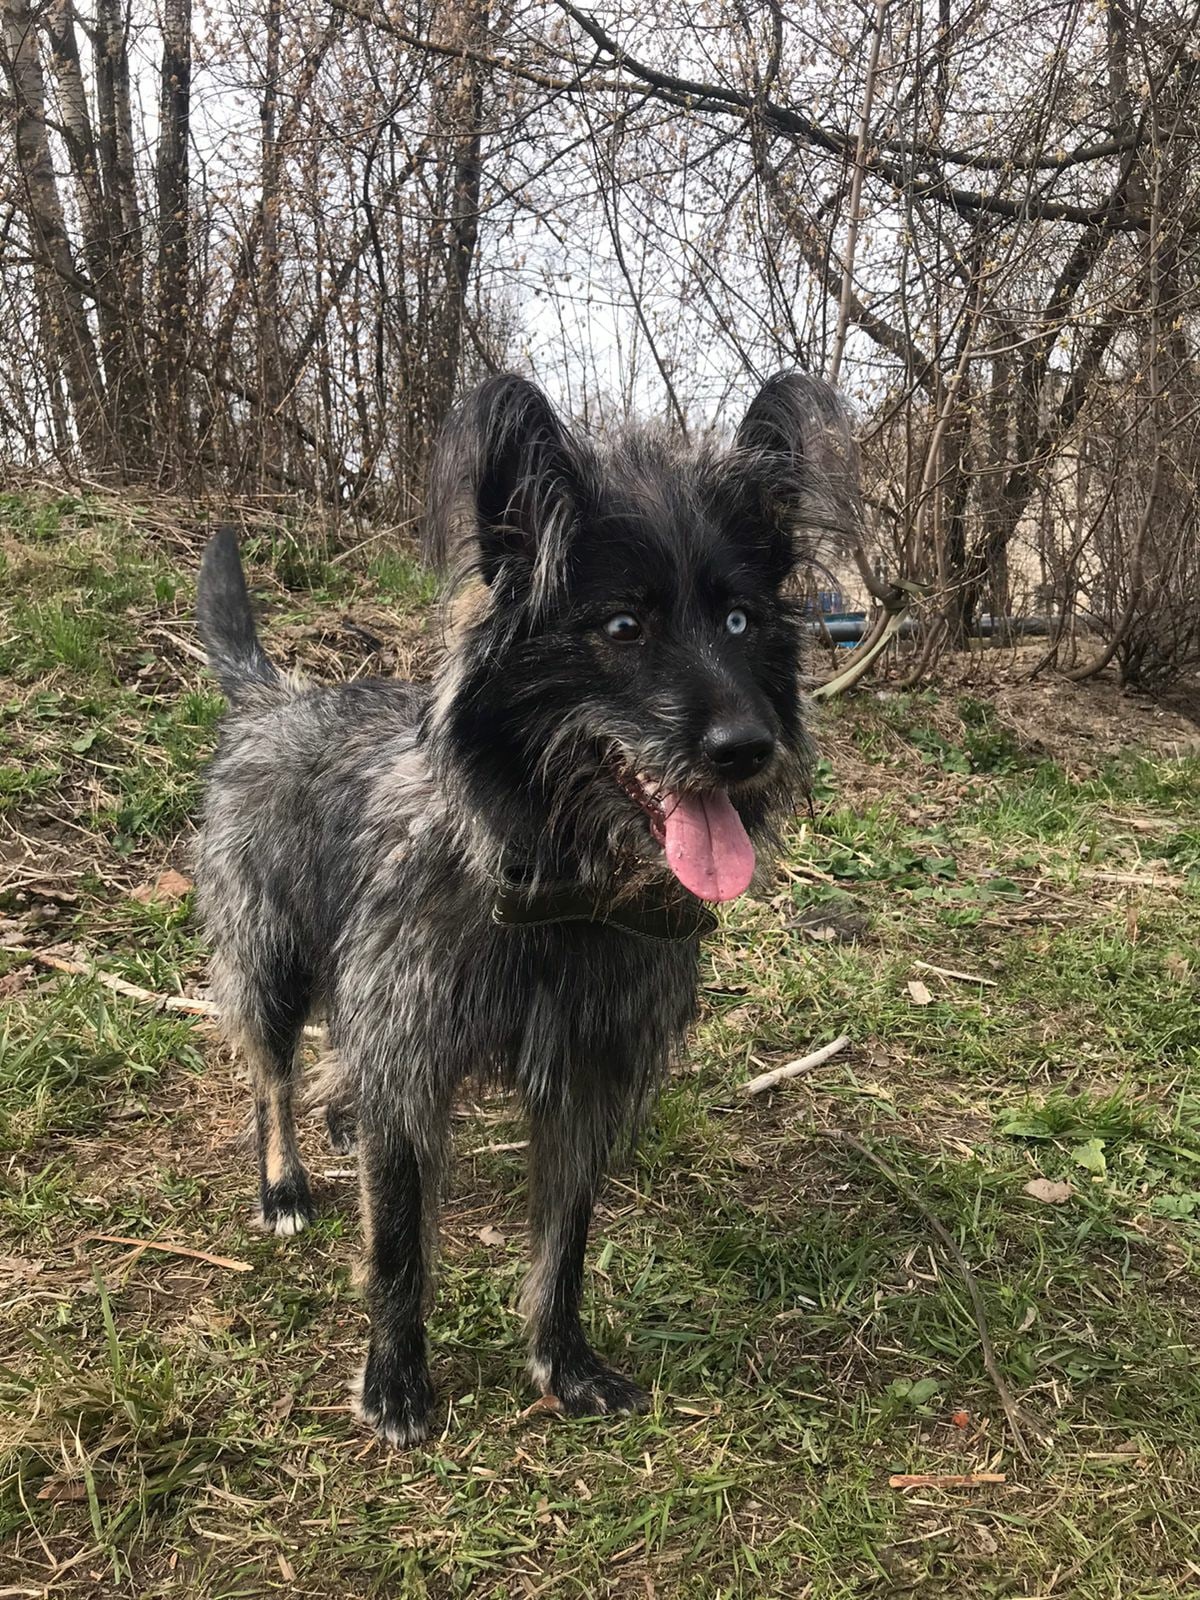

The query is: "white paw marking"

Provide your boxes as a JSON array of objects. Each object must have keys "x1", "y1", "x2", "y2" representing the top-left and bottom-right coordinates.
[
  {"x1": 349, "y1": 1370, "x2": 429, "y2": 1447},
  {"x1": 258, "y1": 1209, "x2": 309, "y2": 1237}
]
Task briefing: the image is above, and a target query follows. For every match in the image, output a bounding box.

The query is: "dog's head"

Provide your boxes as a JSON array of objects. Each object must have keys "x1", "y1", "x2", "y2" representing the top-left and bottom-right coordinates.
[{"x1": 424, "y1": 373, "x2": 852, "y2": 901}]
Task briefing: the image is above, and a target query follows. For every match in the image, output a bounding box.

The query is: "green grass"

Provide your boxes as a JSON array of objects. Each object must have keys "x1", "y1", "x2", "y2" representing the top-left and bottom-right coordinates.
[
  {"x1": 367, "y1": 547, "x2": 439, "y2": 608},
  {"x1": 0, "y1": 981, "x2": 204, "y2": 1149},
  {"x1": 2, "y1": 490, "x2": 1200, "y2": 1596}
]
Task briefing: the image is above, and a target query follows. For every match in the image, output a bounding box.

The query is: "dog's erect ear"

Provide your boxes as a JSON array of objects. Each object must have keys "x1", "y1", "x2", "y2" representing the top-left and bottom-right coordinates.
[
  {"x1": 426, "y1": 374, "x2": 585, "y2": 594},
  {"x1": 731, "y1": 372, "x2": 860, "y2": 574},
  {"x1": 736, "y1": 371, "x2": 844, "y2": 460}
]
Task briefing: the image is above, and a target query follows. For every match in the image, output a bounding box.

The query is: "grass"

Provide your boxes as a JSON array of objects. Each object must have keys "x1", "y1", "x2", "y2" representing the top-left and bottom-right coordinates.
[{"x1": 2, "y1": 491, "x2": 1200, "y2": 1595}]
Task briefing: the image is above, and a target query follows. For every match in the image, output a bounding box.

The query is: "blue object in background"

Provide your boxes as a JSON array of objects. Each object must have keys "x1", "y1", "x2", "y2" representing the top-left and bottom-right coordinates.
[{"x1": 804, "y1": 589, "x2": 847, "y2": 616}]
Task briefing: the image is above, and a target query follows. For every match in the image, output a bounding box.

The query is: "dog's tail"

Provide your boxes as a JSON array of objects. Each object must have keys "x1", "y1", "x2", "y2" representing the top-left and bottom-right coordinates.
[{"x1": 197, "y1": 528, "x2": 283, "y2": 703}]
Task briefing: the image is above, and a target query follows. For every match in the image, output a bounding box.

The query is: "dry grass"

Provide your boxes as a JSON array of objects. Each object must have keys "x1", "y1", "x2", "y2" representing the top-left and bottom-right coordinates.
[{"x1": 3, "y1": 492, "x2": 1200, "y2": 1598}]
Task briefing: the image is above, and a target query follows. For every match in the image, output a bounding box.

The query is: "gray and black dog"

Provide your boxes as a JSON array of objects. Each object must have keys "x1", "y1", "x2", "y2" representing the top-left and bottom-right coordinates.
[{"x1": 195, "y1": 371, "x2": 844, "y2": 1445}]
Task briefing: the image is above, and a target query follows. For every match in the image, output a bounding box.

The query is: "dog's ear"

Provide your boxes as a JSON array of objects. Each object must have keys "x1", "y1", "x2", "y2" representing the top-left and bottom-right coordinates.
[
  {"x1": 736, "y1": 371, "x2": 845, "y2": 459},
  {"x1": 426, "y1": 374, "x2": 585, "y2": 595},
  {"x1": 732, "y1": 372, "x2": 859, "y2": 577}
]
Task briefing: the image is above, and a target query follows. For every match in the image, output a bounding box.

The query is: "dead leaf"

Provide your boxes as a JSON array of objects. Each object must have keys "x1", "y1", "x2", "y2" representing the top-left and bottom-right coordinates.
[
  {"x1": 518, "y1": 1394, "x2": 563, "y2": 1420},
  {"x1": 31, "y1": 885, "x2": 79, "y2": 904},
  {"x1": 477, "y1": 1224, "x2": 506, "y2": 1248},
  {"x1": 1023, "y1": 1178, "x2": 1073, "y2": 1204},
  {"x1": 131, "y1": 868, "x2": 193, "y2": 905},
  {"x1": 0, "y1": 968, "x2": 31, "y2": 1000},
  {"x1": 951, "y1": 1410, "x2": 970, "y2": 1429},
  {"x1": 906, "y1": 979, "x2": 933, "y2": 1006},
  {"x1": 0, "y1": 1255, "x2": 44, "y2": 1283},
  {"x1": 969, "y1": 1521, "x2": 999, "y2": 1555},
  {"x1": 277, "y1": 1553, "x2": 295, "y2": 1582},
  {"x1": 36, "y1": 1480, "x2": 90, "y2": 1502},
  {"x1": 674, "y1": 1399, "x2": 722, "y2": 1418}
]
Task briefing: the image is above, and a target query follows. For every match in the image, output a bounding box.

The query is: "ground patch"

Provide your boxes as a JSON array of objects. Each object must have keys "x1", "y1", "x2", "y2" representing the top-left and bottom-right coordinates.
[{"x1": 2, "y1": 493, "x2": 1200, "y2": 1597}]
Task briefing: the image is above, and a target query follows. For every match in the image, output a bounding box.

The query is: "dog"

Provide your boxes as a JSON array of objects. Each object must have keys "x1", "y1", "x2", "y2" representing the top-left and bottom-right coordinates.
[{"x1": 195, "y1": 371, "x2": 845, "y2": 1444}]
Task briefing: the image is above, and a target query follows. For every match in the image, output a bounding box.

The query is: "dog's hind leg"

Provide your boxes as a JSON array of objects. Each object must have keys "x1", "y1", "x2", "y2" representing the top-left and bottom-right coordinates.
[
  {"x1": 217, "y1": 953, "x2": 316, "y2": 1236},
  {"x1": 521, "y1": 1097, "x2": 650, "y2": 1418},
  {"x1": 247, "y1": 1033, "x2": 313, "y2": 1236}
]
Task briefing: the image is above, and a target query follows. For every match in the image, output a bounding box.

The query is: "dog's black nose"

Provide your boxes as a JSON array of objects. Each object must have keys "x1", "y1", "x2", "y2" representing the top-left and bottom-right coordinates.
[{"x1": 704, "y1": 721, "x2": 775, "y2": 781}]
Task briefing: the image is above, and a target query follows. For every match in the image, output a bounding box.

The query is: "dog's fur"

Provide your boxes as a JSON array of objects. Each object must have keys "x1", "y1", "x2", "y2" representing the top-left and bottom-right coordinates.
[{"x1": 195, "y1": 372, "x2": 843, "y2": 1444}]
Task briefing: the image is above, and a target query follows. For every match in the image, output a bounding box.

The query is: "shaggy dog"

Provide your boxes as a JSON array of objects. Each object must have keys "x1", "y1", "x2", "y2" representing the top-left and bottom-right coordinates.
[{"x1": 195, "y1": 372, "x2": 844, "y2": 1443}]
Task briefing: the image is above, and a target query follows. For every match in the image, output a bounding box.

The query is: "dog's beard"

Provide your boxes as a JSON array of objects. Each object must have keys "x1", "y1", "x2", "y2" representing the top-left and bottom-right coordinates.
[{"x1": 529, "y1": 710, "x2": 804, "y2": 903}]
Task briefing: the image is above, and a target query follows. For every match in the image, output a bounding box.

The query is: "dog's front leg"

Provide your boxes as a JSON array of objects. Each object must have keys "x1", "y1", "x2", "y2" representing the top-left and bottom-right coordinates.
[
  {"x1": 353, "y1": 1126, "x2": 437, "y2": 1446},
  {"x1": 522, "y1": 1109, "x2": 650, "y2": 1418}
]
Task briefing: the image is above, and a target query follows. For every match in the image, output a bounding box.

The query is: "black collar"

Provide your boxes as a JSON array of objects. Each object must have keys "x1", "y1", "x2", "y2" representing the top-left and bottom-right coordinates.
[{"x1": 491, "y1": 861, "x2": 718, "y2": 943}]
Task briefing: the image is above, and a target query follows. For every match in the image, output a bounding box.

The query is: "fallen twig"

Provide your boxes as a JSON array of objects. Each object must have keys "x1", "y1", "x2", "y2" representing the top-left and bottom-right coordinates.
[
  {"x1": 744, "y1": 1035, "x2": 850, "y2": 1096},
  {"x1": 913, "y1": 960, "x2": 997, "y2": 987},
  {"x1": 889, "y1": 1473, "x2": 1006, "y2": 1489},
  {"x1": 21, "y1": 950, "x2": 217, "y2": 1016},
  {"x1": 1086, "y1": 870, "x2": 1182, "y2": 890},
  {"x1": 819, "y1": 1130, "x2": 1048, "y2": 1463},
  {"x1": 469, "y1": 1139, "x2": 530, "y2": 1156},
  {"x1": 84, "y1": 1233, "x2": 252, "y2": 1273},
  {"x1": 148, "y1": 624, "x2": 209, "y2": 664}
]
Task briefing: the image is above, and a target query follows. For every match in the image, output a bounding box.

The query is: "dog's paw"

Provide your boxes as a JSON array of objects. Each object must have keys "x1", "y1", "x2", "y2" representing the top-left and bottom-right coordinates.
[
  {"x1": 265, "y1": 1207, "x2": 310, "y2": 1237},
  {"x1": 259, "y1": 1173, "x2": 315, "y2": 1238},
  {"x1": 533, "y1": 1355, "x2": 650, "y2": 1418},
  {"x1": 351, "y1": 1353, "x2": 434, "y2": 1448}
]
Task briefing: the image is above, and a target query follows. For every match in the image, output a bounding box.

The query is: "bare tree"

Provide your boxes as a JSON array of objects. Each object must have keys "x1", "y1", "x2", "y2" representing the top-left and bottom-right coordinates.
[
  {"x1": 0, "y1": 0, "x2": 1197, "y2": 692},
  {"x1": 156, "y1": 0, "x2": 191, "y2": 468}
]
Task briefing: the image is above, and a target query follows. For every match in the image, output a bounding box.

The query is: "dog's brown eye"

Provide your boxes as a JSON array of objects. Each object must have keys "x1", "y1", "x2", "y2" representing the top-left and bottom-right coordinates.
[{"x1": 603, "y1": 613, "x2": 643, "y2": 643}]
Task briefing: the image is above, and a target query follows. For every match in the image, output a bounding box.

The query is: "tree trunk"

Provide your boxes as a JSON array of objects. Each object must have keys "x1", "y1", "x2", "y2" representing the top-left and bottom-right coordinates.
[
  {"x1": 156, "y1": 0, "x2": 192, "y2": 472},
  {"x1": 258, "y1": 0, "x2": 286, "y2": 488},
  {"x1": 3, "y1": 0, "x2": 108, "y2": 465},
  {"x1": 94, "y1": 0, "x2": 148, "y2": 463},
  {"x1": 421, "y1": 1, "x2": 487, "y2": 474}
]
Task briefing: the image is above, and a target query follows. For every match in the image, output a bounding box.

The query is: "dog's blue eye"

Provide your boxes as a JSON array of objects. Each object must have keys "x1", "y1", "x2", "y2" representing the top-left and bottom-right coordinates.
[
  {"x1": 604, "y1": 613, "x2": 643, "y2": 642},
  {"x1": 725, "y1": 609, "x2": 748, "y2": 636}
]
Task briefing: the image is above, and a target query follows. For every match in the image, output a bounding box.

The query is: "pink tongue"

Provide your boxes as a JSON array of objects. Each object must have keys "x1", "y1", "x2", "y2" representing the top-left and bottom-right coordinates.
[{"x1": 661, "y1": 790, "x2": 756, "y2": 902}]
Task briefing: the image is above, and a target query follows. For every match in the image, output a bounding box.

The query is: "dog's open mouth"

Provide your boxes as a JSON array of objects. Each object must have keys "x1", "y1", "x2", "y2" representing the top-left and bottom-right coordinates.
[{"x1": 615, "y1": 765, "x2": 756, "y2": 904}]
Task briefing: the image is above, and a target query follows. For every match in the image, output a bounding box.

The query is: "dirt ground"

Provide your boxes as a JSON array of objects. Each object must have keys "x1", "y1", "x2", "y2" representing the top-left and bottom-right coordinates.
[{"x1": 3, "y1": 495, "x2": 1200, "y2": 1598}]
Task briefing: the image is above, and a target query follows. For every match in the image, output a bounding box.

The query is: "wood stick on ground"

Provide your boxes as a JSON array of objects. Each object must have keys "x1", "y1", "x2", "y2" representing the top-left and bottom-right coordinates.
[
  {"x1": 148, "y1": 624, "x2": 209, "y2": 664},
  {"x1": 913, "y1": 960, "x2": 998, "y2": 987},
  {"x1": 820, "y1": 1130, "x2": 1048, "y2": 1464},
  {"x1": 744, "y1": 1035, "x2": 850, "y2": 1096},
  {"x1": 84, "y1": 1233, "x2": 253, "y2": 1272},
  {"x1": 889, "y1": 1473, "x2": 1006, "y2": 1489},
  {"x1": 21, "y1": 950, "x2": 218, "y2": 1016}
]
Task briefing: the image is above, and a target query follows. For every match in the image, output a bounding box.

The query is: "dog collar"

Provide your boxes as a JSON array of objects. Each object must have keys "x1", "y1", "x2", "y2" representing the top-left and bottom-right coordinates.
[{"x1": 491, "y1": 862, "x2": 718, "y2": 943}]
